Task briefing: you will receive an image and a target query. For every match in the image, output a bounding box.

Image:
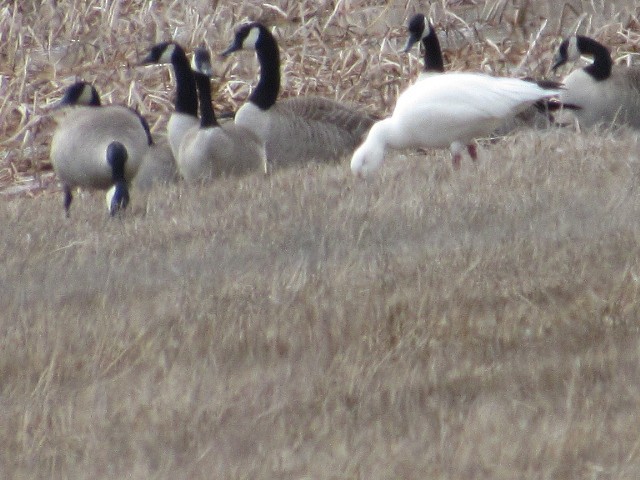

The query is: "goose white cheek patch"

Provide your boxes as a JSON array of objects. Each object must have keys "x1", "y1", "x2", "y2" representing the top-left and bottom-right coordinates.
[
  {"x1": 243, "y1": 26, "x2": 261, "y2": 50},
  {"x1": 159, "y1": 43, "x2": 176, "y2": 63},
  {"x1": 567, "y1": 36, "x2": 580, "y2": 61},
  {"x1": 77, "y1": 85, "x2": 94, "y2": 105}
]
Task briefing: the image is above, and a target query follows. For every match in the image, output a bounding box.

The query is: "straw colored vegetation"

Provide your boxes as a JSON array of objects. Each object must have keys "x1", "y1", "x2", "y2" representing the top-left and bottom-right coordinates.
[{"x1": 2, "y1": 0, "x2": 640, "y2": 478}]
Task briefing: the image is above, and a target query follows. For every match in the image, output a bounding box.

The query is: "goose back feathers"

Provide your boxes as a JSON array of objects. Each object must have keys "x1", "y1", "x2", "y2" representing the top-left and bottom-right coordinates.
[
  {"x1": 403, "y1": 14, "x2": 558, "y2": 134},
  {"x1": 133, "y1": 138, "x2": 179, "y2": 190}
]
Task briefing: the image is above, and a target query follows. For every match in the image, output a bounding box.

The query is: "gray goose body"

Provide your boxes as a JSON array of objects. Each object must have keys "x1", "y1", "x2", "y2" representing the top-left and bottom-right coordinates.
[
  {"x1": 222, "y1": 22, "x2": 376, "y2": 169},
  {"x1": 133, "y1": 137, "x2": 179, "y2": 190},
  {"x1": 52, "y1": 107, "x2": 147, "y2": 187},
  {"x1": 553, "y1": 35, "x2": 640, "y2": 129},
  {"x1": 263, "y1": 96, "x2": 374, "y2": 164},
  {"x1": 50, "y1": 82, "x2": 150, "y2": 215}
]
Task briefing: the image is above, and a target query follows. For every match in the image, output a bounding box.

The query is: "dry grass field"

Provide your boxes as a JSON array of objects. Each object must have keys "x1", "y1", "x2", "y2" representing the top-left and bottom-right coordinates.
[{"x1": 3, "y1": 0, "x2": 640, "y2": 478}]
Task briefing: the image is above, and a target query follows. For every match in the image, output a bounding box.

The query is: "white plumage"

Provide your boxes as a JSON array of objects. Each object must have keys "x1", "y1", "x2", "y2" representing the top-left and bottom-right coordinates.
[
  {"x1": 403, "y1": 13, "x2": 558, "y2": 136},
  {"x1": 351, "y1": 73, "x2": 560, "y2": 175}
]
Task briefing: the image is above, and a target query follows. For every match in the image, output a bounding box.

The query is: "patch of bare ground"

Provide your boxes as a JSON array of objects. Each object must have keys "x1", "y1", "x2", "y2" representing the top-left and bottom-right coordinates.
[{"x1": 2, "y1": 0, "x2": 640, "y2": 478}]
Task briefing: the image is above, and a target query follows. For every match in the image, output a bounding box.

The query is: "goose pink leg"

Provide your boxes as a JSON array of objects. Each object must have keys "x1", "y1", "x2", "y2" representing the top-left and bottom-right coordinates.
[
  {"x1": 450, "y1": 142, "x2": 465, "y2": 170},
  {"x1": 467, "y1": 144, "x2": 478, "y2": 161}
]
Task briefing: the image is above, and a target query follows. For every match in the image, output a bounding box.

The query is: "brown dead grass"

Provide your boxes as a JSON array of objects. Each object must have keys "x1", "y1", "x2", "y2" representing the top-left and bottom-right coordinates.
[
  {"x1": 2, "y1": 0, "x2": 640, "y2": 478},
  {"x1": 3, "y1": 126, "x2": 640, "y2": 478}
]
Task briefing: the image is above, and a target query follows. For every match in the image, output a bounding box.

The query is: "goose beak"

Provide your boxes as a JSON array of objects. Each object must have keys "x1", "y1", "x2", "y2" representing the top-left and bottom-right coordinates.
[
  {"x1": 52, "y1": 97, "x2": 70, "y2": 110},
  {"x1": 551, "y1": 55, "x2": 564, "y2": 72},
  {"x1": 138, "y1": 52, "x2": 154, "y2": 66},
  {"x1": 221, "y1": 41, "x2": 242, "y2": 57},
  {"x1": 403, "y1": 34, "x2": 420, "y2": 53},
  {"x1": 52, "y1": 90, "x2": 78, "y2": 110}
]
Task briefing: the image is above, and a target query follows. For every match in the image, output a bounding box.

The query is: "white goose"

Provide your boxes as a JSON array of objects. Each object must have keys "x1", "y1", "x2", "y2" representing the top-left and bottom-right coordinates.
[
  {"x1": 350, "y1": 73, "x2": 560, "y2": 175},
  {"x1": 552, "y1": 35, "x2": 640, "y2": 129},
  {"x1": 403, "y1": 13, "x2": 560, "y2": 135},
  {"x1": 221, "y1": 22, "x2": 376, "y2": 169}
]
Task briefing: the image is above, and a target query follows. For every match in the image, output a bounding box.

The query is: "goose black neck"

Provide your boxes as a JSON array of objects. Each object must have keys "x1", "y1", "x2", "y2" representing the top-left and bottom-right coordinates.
[
  {"x1": 107, "y1": 141, "x2": 128, "y2": 182},
  {"x1": 250, "y1": 27, "x2": 280, "y2": 110},
  {"x1": 171, "y1": 47, "x2": 199, "y2": 116},
  {"x1": 422, "y1": 27, "x2": 444, "y2": 73},
  {"x1": 578, "y1": 36, "x2": 612, "y2": 81},
  {"x1": 131, "y1": 109, "x2": 153, "y2": 145},
  {"x1": 107, "y1": 141, "x2": 129, "y2": 215},
  {"x1": 194, "y1": 72, "x2": 218, "y2": 128}
]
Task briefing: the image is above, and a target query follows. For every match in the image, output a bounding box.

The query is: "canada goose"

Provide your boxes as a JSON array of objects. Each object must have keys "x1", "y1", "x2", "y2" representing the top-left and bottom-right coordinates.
[
  {"x1": 176, "y1": 47, "x2": 266, "y2": 181},
  {"x1": 350, "y1": 73, "x2": 560, "y2": 175},
  {"x1": 140, "y1": 42, "x2": 199, "y2": 158},
  {"x1": 50, "y1": 82, "x2": 151, "y2": 216},
  {"x1": 552, "y1": 35, "x2": 640, "y2": 129},
  {"x1": 221, "y1": 22, "x2": 376, "y2": 168},
  {"x1": 403, "y1": 14, "x2": 444, "y2": 78}
]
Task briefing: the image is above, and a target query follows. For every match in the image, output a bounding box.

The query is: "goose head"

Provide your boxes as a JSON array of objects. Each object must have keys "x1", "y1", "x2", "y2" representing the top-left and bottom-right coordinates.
[
  {"x1": 403, "y1": 14, "x2": 444, "y2": 74},
  {"x1": 191, "y1": 46, "x2": 213, "y2": 77},
  {"x1": 403, "y1": 14, "x2": 433, "y2": 53},
  {"x1": 350, "y1": 134, "x2": 386, "y2": 177},
  {"x1": 190, "y1": 46, "x2": 219, "y2": 129},
  {"x1": 221, "y1": 22, "x2": 266, "y2": 56},
  {"x1": 140, "y1": 41, "x2": 183, "y2": 66},
  {"x1": 552, "y1": 36, "x2": 582, "y2": 71},
  {"x1": 552, "y1": 35, "x2": 613, "y2": 81},
  {"x1": 351, "y1": 146, "x2": 380, "y2": 177},
  {"x1": 221, "y1": 22, "x2": 280, "y2": 111},
  {"x1": 57, "y1": 81, "x2": 101, "y2": 108}
]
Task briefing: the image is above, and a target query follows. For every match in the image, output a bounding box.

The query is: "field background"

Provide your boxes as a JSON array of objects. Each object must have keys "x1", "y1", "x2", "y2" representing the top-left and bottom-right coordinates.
[{"x1": 2, "y1": 0, "x2": 640, "y2": 478}]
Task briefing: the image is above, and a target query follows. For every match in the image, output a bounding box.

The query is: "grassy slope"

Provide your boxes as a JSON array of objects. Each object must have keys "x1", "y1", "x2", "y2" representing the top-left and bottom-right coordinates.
[
  {"x1": 4, "y1": 128, "x2": 640, "y2": 478},
  {"x1": 2, "y1": 0, "x2": 640, "y2": 478}
]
